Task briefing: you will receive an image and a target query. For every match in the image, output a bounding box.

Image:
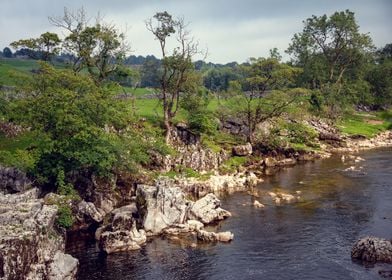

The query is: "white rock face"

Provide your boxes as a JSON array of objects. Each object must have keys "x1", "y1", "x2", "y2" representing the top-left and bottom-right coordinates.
[
  {"x1": 136, "y1": 184, "x2": 192, "y2": 235},
  {"x1": 48, "y1": 251, "x2": 79, "y2": 280},
  {"x1": 0, "y1": 188, "x2": 78, "y2": 280},
  {"x1": 189, "y1": 193, "x2": 231, "y2": 224}
]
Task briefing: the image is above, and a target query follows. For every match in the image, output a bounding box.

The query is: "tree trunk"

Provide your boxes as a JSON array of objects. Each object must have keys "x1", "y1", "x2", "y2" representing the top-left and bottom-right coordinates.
[{"x1": 164, "y1": 109, "x2": 171, "y2": 144}]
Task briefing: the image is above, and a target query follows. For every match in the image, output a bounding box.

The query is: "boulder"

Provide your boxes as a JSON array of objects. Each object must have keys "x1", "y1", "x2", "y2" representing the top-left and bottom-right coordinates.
[
  {"x1": 351, "y1": 237, "x2": 392, "y2": 263},
  {"x1": 0, "y1": 188, "x2": 78, "y2": 279},
  {"x1": 253, "y1": 200, "x2": 265, "y2": 208},
  {"x1": 0, "y1": 166, "x2": 32, "y2": 194},
  {"x1": 264, "y1": 157, "x2": 278, "y2": 167},
  {"x1": 77, "y1": 200, "x2": 104, "y2": 223},
  {"x1": 136, "y1": 184, "x2": 192, "y2": 235},
  {"x1": 48, "y1": 251, "x2": 79, "y2": 280},
  {"x1": 232, "y1": 143, "x2": 252, "y2": 156},
  {"x1": 188, "y1": 193, "x2": 231, "y2": 224},
  {"x1": 197, "y1": 230, "x2": 234, "y2": 242},
  {"x1": 99, "y1": 204, "x2": 146, "y2": 254},
  {"x1": 268, "y1": 191, "x2": 299, "y2": 204},
  {"x1": 100, "y1": 223, "x2": 146, "y2": 254}
]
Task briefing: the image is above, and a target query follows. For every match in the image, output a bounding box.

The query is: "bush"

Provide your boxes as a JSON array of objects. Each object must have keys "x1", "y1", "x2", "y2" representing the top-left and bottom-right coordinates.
[{"x1": 56, "y1": 204, "x2": 74, "y2": 229}]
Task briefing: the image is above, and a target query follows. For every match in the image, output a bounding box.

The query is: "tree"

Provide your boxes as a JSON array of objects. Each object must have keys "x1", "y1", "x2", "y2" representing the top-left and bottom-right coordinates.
[
  {"x1": 2, "y1": 47, "x2": 13, "y2": 58},
  {"x1": 7, "y1": 61, "x2": 158, "y2": 190},
  {"x1": 49, "y1": 7, "x2": 129, "y2": 84},
  {"x1": 146, "y1": 11, "x2": 201, "y2": 143},
  {"x1": 287, "y1": 10, "x2": 373, "y2": 91},
  {"x1": 224, "y1": 55, "x2": 302, "y2": 143},
  {"x1": 11, "y1": 32, "x2": 61, "y2": 61},
  {"x1": 366, "y1": 44, "x2": 392, "y2": 108}
]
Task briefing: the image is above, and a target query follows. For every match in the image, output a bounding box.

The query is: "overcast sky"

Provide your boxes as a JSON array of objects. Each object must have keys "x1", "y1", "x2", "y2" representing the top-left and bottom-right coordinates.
[{"x1": 1, "y1": 0, "x2": 391, "y2": 63}]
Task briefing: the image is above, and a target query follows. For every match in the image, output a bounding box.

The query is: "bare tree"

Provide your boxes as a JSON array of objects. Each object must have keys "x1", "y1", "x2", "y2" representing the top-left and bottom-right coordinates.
[{"x1": 146, "y1": 11, "x2": 201, "y2": 143}]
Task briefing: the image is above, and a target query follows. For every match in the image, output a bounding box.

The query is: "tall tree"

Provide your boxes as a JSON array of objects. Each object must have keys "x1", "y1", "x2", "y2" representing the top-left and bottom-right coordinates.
[
  {"x1": 146, "y1": 11, "x2": 201, "y2": 143},
  {"x1": 287, "y1": 10, "x2": 373, "y2": 90}
]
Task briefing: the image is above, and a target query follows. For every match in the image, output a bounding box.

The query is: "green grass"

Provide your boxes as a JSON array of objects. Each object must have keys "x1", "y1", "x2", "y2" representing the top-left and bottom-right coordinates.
[{"x1": 338, "y1": 111, "x2": 391, "y2": 138}]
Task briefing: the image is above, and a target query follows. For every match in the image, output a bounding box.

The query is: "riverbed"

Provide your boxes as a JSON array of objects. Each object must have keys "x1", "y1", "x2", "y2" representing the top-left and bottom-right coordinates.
[{"x1": 67, "y1": 148, "x2": 392, "y2": 279}]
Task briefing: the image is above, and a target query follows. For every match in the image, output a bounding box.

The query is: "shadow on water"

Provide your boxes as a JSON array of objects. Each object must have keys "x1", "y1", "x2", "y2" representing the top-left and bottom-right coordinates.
[{"x1": 67, "y1": 148, "x2": 392, "y2": 280}]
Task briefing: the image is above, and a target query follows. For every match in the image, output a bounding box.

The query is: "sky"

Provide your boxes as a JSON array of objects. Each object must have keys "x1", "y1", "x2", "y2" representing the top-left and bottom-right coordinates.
[{"x1": 0, "y1": 0, "x2": 391, "y2": 64}]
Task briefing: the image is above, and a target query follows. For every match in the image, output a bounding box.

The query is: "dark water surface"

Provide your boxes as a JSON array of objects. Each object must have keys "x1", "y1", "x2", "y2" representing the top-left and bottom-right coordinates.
[{"x1": 67, "y1": 148, "x2": 392, "y2": 279}]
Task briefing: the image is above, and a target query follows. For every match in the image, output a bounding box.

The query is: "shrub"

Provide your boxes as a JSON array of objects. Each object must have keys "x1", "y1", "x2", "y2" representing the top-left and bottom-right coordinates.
[{"x1": 56, "y1": 204, "x2": 74, "y2": 229}]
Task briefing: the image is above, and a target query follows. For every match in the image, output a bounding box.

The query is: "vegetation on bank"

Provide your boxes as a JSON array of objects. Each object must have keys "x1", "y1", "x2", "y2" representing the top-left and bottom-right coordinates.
[{"x1": 0, "y1": 7, "x2": 391, "y2": 205}]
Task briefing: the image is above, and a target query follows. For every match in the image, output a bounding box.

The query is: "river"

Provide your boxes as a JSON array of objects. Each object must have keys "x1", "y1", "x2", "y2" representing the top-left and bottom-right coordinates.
[{"x1": 67, "y1": 148, "x2": 392, "y2": 279}]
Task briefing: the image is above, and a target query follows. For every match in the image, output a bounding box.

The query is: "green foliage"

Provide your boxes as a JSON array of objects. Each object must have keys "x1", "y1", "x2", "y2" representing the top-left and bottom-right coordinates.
[
  {"x1": 219, "y1": 156, "x2": 247, "y2": 173},
  {"x1": 182, "y1": 88, "x2": 218, "y2": 135},
  {"x1": 11, "y1": 32, "x2": 61, "y2": 61},
  {"x1": 287, "y1": 10, "x2": 375, "y2": 114},
  {"x1": 366, "y1": 58, "x2": 392, "y2": 108},
  {"x1": 284, "y1": 122, "x2": 318, "y2": 146},
  {"x1": 7, "y1": 63, "x2": 151, "y2": 188},
  {"x1": 56, "y1": 204, "x2": 74, "y2": 229}
]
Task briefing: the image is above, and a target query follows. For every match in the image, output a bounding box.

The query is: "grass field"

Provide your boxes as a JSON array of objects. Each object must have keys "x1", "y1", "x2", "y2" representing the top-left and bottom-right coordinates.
[
  {"x1": 0, "y1": 58, "x2": 39, "y2": 85},
  {"x1": 338, "y1": 110, "x2": 391, "y2": 137}
]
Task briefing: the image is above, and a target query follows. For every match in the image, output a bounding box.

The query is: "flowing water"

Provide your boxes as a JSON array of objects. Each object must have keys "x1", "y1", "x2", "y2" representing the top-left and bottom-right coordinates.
[{"x1": 67, "y1": 148, "x2": 392, "y2": 279}]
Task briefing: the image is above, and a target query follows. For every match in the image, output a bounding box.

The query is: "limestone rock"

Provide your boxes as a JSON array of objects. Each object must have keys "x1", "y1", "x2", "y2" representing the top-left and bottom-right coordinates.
[
  {"x1": 253, "y1": 200, "x2": 265, "y2": 208},
  {"x1": 264, "y1": 157, "x2": 278, "y2": 167},
  {"x1": 99, "y1": 203, "x2": 146, "y2": 254},
  {"x1": 136, "y1": 184, "x2": 192, "y2": 235},
  {"x1": 0, "y1": 188, "x2": 77, "y2": 280},
  {"x1": 100, "y1": 223, "x2": 147, "y2": 254},
  {"x1": 268, "y1": 191, "x2": 299, "y2": 204},
  {"x1": 351, "y1": 237, "x2": 392, "y2": 263},
  {"x1": 197, "y1": 230, "x2": 234, "y2": 242},
  {"x1": 189, "y1": 193, "x2": 231, "y2": 224},
  {"x1": 77, "y1": 200, "x2": 104, "y2": 223},
  {"x1": 48, "y1": 251, "x2": 79, "y2": 280},
  {"x1": 232, "y1": 143, "x2": 253, "y2": 156}
]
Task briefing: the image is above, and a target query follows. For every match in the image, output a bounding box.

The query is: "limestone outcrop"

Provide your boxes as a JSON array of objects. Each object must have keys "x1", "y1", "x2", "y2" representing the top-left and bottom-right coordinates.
[
  {"x1": 188, "y1": 193, "x2": 231, "y2": 224},
  {"x1": 99, "y1": 204, "x2": 146, "y2": 254},
  {"x1": 0, "y1": 188, "x2": 78, "y2": 280},
  {"x1": 351, "y1": 236, "x2": 392, "y2": 264},
  {"x1": 232, "y1": 143, "x2": 253, "y2": 156},
  {"x1": 136, "y1": 183, "x2": 192, "y2": 236}
]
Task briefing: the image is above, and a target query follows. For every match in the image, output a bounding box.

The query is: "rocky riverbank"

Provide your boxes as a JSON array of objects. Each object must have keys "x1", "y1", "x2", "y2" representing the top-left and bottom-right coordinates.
[{"x1": 1, "y1": 122, "x2": 391, "y2": 279}]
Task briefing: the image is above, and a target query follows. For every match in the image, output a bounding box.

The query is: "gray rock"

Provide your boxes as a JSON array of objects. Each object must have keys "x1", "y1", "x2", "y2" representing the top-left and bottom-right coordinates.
[
  {"x1": 351, "y1": 237, "x2": 392, "y2": 263},
  {"x1": 77, "y1": 200, "x2": 104, "y2": 223},
  {"x1": 48, "y1": 251, "x2": 79, "y2": 280},
  {"x1": 99, "y1": 203, "x2": 146, "y2": 254},
  {"x1": 0, "y1": 188, "x2": 77, "y2": 280},
  {"x1": 136, "y1": 184, "x2": 192, "y2": 235},
  {"x1": 232, "y1": 143, "x2": 253, "y2": 156},
  {"x1": 100, "y1": 223, "x2": 146, "y2": 254},
  {"x1": 189, "y1": 193, "x2": 231, "y2": 224},
  {"x1": 197, "y1": 230, "x2": 233, "y2": 242}
]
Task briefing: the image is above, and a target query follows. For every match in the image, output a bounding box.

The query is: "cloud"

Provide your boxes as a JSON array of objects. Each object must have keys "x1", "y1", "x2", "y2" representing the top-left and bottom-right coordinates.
[{"x1": 1, "y1": 0, "x2": 391, "y2": 63}]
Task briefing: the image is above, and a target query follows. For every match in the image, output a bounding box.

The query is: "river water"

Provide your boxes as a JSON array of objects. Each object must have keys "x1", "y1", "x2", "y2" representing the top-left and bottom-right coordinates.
[{"x1": 67, "y1": 148, "x2": 392, "y2": 279}]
